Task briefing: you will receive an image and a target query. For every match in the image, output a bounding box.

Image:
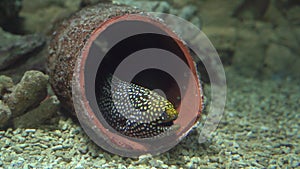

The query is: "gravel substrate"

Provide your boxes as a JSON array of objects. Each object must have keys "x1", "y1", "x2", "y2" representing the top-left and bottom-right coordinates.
[{"x1": 0, "y1": 69, "x2": 299, "y2": 168}]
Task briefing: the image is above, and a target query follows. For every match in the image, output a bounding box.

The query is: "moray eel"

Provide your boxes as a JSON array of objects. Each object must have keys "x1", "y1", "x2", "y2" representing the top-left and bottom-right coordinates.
[{"x1": 97, "y1": 74, "x2": 179, "y2": 138}]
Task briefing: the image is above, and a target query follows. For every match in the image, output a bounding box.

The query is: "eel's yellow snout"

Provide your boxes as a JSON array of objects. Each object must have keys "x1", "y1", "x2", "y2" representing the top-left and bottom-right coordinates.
[{"x1": 165, "y1": 105, "x2": 179, "y2": 121}]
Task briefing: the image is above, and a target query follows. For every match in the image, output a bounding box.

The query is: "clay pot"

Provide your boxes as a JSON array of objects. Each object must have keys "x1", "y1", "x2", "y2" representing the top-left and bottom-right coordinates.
[{"x1": 48, "y1": 3, "x2": 203, "y2": 157}]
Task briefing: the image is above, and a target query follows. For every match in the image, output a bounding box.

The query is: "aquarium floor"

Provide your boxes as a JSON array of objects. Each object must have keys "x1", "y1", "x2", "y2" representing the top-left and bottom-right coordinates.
[{"x1": 0, "y1": 69, "x2": 299, "y2": 168}]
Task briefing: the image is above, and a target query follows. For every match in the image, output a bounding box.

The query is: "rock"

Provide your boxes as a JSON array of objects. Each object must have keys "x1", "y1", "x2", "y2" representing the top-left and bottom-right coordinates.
[
  {"x1": 13, "y1": 96, "x2": 60, "y2": 128},
  {"x1": 178, "y1": 5, "x2": 197, "y2": 21},
  {"x1": 202, "y1": 26, "x2": 237, "y2": 52},
  {"x1": 264, "y1": 43, "x2": 299, "y2": 79},
  {"x1": 4, "y1": 71, "x2": 49, "y2": 117},
  {"x1": 20, "y1": 0, "x2": 82, "y2": 33},
  {"x1": 0, "y1": 28, "x2": 46, "y2": 71},
  {"x1": 135, "y1": 154, "x2": 152, "y2": 164},
  {"x1": 286, "y1": 6, "x2": 300, "y2": 25},
  {"x1": 232, "y1": 39, "x2": 265, "y2": 77},
  {"x1": 81, "y1": 0, "x2": 111, "y2": 7},
  {"x1": 149, "y1": 159, "x2": 164, "y2": 168},
  {"x1": 52, "y1": 145, "x2": 64, "y2": 151},
  {"x1": 0, "y1": 100, "x2": 12, "y2": 127},
  {"x1": 0, "y1": 75, "x2": 14, "y2": 96},
  {"x1": 113, "y1": 0, "x2": 172, "y2": 13},
  {"x1": 232, "y1": 0, "x2": 270, "y2": 20},
  {"x1": 196, "y1": 0, "x2": 240, "y2": 27},
  {"x1": 263, "y1": 2, "x2": 287, "y2": 26},
  {"x1": 0, "y1": 0, "x2": 23, "y2": 33},
  {"x1": 274, "y1": 26, "x2": 299, "y2": 55}
]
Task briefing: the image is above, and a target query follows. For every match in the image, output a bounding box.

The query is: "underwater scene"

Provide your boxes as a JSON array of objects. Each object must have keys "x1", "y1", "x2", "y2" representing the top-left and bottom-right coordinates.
[{"x1": 0, "y1": 0, "x2": 299, "y2": 168}]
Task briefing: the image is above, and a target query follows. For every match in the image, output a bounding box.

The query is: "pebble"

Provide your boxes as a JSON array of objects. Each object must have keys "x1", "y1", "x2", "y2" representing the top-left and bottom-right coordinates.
[
  {"x1": 52, "y1": 145, "x2": 64, "y2": 151},
  {"x1": 179, "y1": 5, "x2": 197, "y2": 20},
  {"x1": 136, "y1": 154, "x2": 152, "y2": 164},
  {"x1": 149, "y1": 159, "x2": 164, "y2": 168},
  {"x1": 34, "y1": 143, "x2": 48, "y2": 149},
  {"x1": 18, "y1": 144, "x2": 27, "y2": 148},
  {"x1": 268, "y1": 164, "x2": 277, "y2": 169},
  {"x1": 4, "y1": 139, "x2": 11, "y2": 147},
  {"x1": 232, "y1": 154, "x2": 240, "y2": 160},
  {"x1": 24, "y1": 129, "x2": 36, "y2": 133},
  {"x1": 181, "y1": 149, "x2": 189, "y2": 156},
  {"x1": 78, "y1": 145, "x2": 88, "y2": 154},
  {"x1": 169, "y1": 165, "x2": 178, "y2": 169},
  {"x1": 75, "y1": 164, "x2": 84, "y2": 169},
  {"x1": 61, "y1": 123, "x2": 68, "y2": 130},
  {"x1": 190, "y1": 157, "x2": 201, "y2": 164},
  {"x1": 225, "y1": 151, "x2": 231, "y2": 156},
  {"x1": 251, "y1": 160, "x2": 265, "y2": 168}
]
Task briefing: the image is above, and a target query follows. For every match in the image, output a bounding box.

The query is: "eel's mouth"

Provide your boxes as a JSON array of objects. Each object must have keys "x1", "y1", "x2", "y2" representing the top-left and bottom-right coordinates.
[
  {"x1": 156, "y1": 114, "x2": 176, "y2": 127},
  {"x1": 157, "y1": 120, "x2": 174, "y2": 127}
]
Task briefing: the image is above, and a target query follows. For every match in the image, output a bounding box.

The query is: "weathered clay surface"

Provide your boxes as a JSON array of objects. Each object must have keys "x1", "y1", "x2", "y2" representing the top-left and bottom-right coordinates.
[{"x1": 48, "y1": 4, "x2": 141, "y2": 112}]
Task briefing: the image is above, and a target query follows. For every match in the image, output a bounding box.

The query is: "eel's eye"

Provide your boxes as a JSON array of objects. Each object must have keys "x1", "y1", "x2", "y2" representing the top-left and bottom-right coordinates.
[{"x1": 161, "y1": 111, "x2": 169, "y2": 121}]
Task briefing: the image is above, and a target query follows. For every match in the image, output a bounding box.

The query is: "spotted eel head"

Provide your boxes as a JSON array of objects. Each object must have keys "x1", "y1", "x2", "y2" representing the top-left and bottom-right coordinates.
[
  {"x1": 98, "y1": 75, "x2": 180, "y2": 138},
  {"x1": 129, "y1": 83, "x2": 178, "y2": 125}
]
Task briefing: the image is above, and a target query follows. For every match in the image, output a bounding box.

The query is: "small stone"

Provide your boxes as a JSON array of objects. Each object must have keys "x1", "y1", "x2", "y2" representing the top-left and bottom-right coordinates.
[
  {"x1": 267, "y1": 164, "x2": 277, "y2": 169},
  {"x1": 169, "y1": 165, "x2": 178, "y2": 169},
  {"x1": 62, "y1": 154, "x2": 72, "y2": 163},
  {"x1": 209, "y1": 157, "x2": 219, "y2": 163},
  {"x1": 4, "y1": 139, "x2": 11, "y2": 147},
  {"x1": 12, "y1": 128, "x2": 21, "y2": 135},
  {"x1": 136, "y1": 154, "x2": 152, "y2": 164},
  {"x1": 53, "y1": 130, "x2": 62, "y2": 137},
  {"x1": 185, "y1": 162, "x2": 195, "y2": 169},
  {"x1": 181, "y1": 149, "x2": 189, "y2": 156},
  {"x1": 117, "y1": 164, "x2": 126, "y2": 169},
  {"x1": 75, "y1": 164, "x2": 84, "y2": 169},
  {"x1": 179, "y1": 5, "x2": 197, "y2": 20},
  {"x1": 24, "y1": 129, "x2": 36, "y2": 133},
  {"x1": 225, "y1": 151, "x2": 231, "y2": 156},
  {"x1": 149, "y1": 159, "x2": 164, "y2": 168},
  {"x1": 18, "y1": 144, "x2": 27, "y2": 148},
  {"x1": 62, "y1": 144, "x2": 72, "y2": 149},
  {"x1": 78, "y1": 145, "x2": 88, "y2": 154},
  {"x1": 98, "y1": 158, "x2": 106, "y2": 165},
  {"x1": 161, "y1": 164, "x2": 169, "y2": 169},
  {"x1": 12, "y1": 146, "x2": 23, "y2": 154},
  {"x1": 291, "y1": 161, "x2": 300, "y2": 168},
  {"x1": 34, "y1": 143, "x2": 48, "y2": 149},
  {"x1": 232, "y1": 154, "x2": 240, "y2": 160},
  {"x1": 61, "y1": 123, "x2": 68, "y2": 130},
  {"x1": 190, "y1": 157, "x2": 201, "y2": 164},
  {"x1": 52, "y1": 145, "x2": 63, "y2": 151},
  {"x1": 251, "y1": 160, "x2": 265, "y2": 168}
]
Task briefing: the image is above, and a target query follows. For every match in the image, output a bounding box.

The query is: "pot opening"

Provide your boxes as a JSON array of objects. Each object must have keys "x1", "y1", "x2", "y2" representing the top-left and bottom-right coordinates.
[{"x1": 83, "y1": 17, "x2": 196, "y2": 139}]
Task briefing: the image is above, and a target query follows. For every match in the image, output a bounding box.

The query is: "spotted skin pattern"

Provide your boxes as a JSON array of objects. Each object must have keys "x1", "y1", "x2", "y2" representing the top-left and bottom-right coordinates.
[{"x1": 97, "y1": 75, "x2": 179, "y2": 138}]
